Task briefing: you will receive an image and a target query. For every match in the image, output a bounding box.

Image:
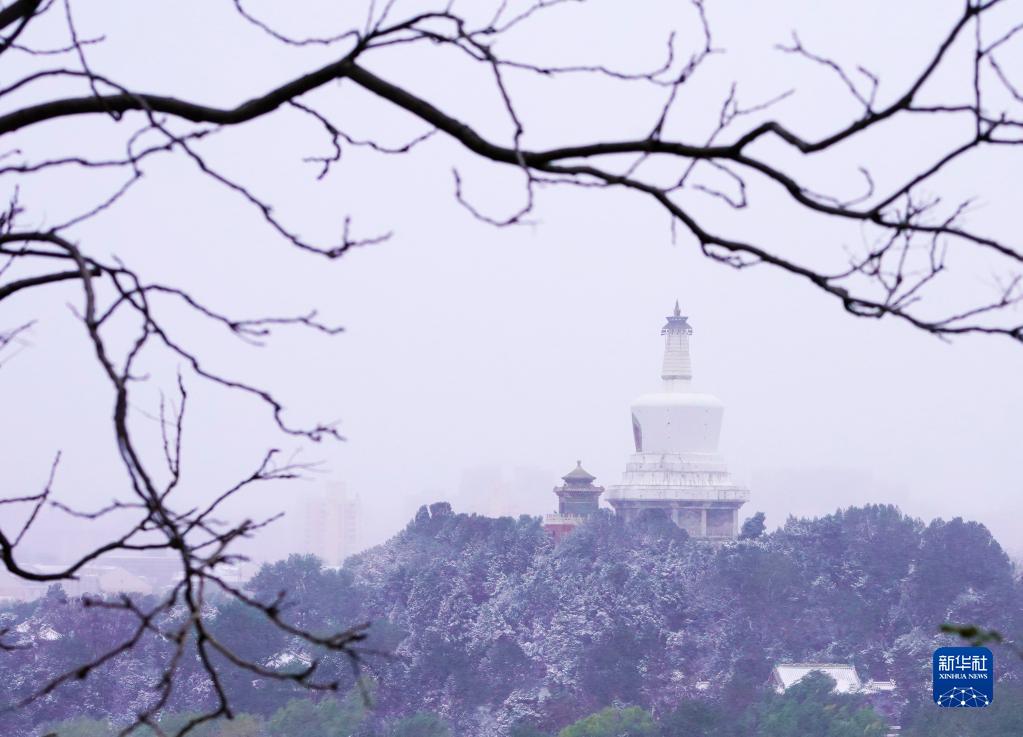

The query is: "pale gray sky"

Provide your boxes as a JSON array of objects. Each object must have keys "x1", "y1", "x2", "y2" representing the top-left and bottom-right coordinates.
[{"x1": 3, "y1": 0, "x2": 1022, "y2": 566}]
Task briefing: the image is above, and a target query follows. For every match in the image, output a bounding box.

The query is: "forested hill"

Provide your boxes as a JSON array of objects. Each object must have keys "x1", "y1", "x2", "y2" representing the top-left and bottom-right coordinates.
[
  {"x1": 3, "y1": 504, "x2": 1022, "y2": 737},
  {"x1": 340, "y1": 503, "x2": 1021, "y2": 733}
]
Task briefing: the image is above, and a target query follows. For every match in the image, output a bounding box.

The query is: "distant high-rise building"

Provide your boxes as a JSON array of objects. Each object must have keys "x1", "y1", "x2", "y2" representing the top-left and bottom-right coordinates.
[
  {"x1": 604, "y1": 302, "x2": 750, "y2": 538},
  {"x1": 298, "y1": 482, "x2": 362, "y2": 566},
  {"x1": 458, "y1": 465, "x2": 553, "y2": 519},
  {"x1": 543, "y1": 461, "x2": 604, "y2": 541},
  {"x1": 459, "y1": 466, "x2": 512, "y2": 518}
]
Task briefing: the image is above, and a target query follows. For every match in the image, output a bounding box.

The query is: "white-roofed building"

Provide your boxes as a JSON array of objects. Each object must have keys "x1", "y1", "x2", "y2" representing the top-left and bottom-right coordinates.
[
  {"x1": 773, "y1": 663, "x2": 863, "y2": 693},
  {"x1": 772, "y1": 663, "x2": 896, "y2": 695}
]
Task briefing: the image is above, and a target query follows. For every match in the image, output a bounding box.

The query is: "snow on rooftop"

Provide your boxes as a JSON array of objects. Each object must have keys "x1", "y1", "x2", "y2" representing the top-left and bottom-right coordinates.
[
  {"x1": 865, "y1": 679, "x2": 897, "y2": 692},
  {"x1": 773, "y1": 663, "x2": 862, "y2": 693}
]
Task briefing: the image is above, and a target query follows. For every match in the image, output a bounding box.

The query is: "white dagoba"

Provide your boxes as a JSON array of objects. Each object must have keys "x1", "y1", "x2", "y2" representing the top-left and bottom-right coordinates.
[{"x1": 605, "y1": 302, "x2": 749, "y2": 539}]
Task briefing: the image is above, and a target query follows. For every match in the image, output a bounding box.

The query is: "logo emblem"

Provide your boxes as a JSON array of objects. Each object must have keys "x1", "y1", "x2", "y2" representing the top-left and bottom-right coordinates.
[{"x1": 933, "y1": 647, "x2": 993, "y2": 707}]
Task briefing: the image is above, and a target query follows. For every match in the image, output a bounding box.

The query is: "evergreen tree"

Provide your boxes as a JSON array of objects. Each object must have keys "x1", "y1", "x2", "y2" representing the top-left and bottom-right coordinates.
[
  {"x1": 751, "y1": 672, "x2": 887, "y2": 737},
  {"x1": 739, "y1": 512, "x2": 766, "y2": 540},
  {"x1": 558, "y1": 706, "x2": 657, "y2": 737},
  {"x1": 657, "y1": 701, "x2": 737, "y2": 737}
]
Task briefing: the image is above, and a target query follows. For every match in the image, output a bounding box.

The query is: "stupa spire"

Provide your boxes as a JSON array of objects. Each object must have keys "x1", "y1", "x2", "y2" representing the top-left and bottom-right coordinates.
[{"x1": 660, "y1": 300, "x2": 693, "y2": 383}]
